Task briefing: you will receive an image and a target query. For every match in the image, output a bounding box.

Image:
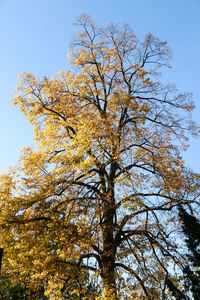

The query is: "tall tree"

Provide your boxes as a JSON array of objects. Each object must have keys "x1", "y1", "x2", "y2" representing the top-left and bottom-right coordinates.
[
  {"x1": 166, "y1": 206, "x2": 200, "y2": 300},
  {"x1": 178, "y1": 206, "x2": 200, "y2": 299},
  {"x1": 0, "y1": 15, "x2": 199, "y2": 299}
]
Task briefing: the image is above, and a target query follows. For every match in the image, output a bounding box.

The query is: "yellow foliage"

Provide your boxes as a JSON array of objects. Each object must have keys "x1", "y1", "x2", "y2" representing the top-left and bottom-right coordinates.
[{"x1": 0, "y1": 14, "x2": 199, "y2": 299}]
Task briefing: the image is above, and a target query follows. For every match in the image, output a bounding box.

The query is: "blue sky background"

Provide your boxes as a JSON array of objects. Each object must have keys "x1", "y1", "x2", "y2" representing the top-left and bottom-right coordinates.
[{"x1": 0, "y1": 0, "x2": 200, "y2": 173}]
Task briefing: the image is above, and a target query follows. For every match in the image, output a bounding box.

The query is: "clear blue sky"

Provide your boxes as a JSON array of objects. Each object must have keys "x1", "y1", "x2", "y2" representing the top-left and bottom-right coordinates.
[{"x1": 0, "y1": 0, "x2": 200, "y2": 173}]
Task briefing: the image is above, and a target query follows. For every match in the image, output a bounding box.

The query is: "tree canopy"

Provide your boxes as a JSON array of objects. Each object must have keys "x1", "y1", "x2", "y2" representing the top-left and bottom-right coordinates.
[{"x1": 0, "y1": 15, "x2": 200, "y2": 299}]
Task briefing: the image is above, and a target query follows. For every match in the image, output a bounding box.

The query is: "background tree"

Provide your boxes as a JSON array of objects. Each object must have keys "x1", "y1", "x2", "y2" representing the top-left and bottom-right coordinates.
[
  {"x1": 172, "y1": 205, "x2": 200, "y2": 300},
  {"x1": 0, "y1": 15, "x2": 200, "y2": 299},
  {"x1": 166, "y1": 206, "x2": 200, "y2": 300},
  {"x1": 0, "y1": 274, "x2": 47, "y2": 300}
]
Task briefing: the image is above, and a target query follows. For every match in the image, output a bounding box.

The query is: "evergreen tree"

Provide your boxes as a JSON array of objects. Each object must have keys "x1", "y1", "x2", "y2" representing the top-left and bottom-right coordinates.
[{"x1": 174, "y1": 206, "x2": 200, "y2": 300}]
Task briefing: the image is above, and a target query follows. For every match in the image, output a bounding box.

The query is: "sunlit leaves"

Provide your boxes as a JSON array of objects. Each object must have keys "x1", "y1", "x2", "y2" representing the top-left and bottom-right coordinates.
[{"x1": 0, "y1": 15, "x2": 199, "y2": 299}]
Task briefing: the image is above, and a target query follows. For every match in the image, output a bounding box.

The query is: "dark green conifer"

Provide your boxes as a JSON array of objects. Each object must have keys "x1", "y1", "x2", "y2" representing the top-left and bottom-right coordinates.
[{"x1": 178, "y1": 205, "x2": 200, "y2": 300}]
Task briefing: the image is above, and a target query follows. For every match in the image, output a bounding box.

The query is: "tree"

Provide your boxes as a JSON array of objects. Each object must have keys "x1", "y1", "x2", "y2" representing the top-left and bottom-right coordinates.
[
  {"x1": 0, "y1": 274, "x2": 47, "y2": 300},
  {"x1": 0, "y1": 15, "x2": 199, "y2": 299},
  {"x1": 178, "y1": 206, "x2": 200, "y2": 299},
  {"x1": 166, "y1": 206, "x2": 200, "y2": 300}
]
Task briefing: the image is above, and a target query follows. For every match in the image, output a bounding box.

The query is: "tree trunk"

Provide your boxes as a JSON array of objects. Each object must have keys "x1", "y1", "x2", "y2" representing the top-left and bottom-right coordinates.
[
  {"x1": 0, "y1": 248, "x2": 3, "y2": 272},
  {"x1": 101, "y1": 203, "x2": 118, "y2": 300},
  {"x1": 101, "y1": 255, "x2": 118, "y2": 300}
]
